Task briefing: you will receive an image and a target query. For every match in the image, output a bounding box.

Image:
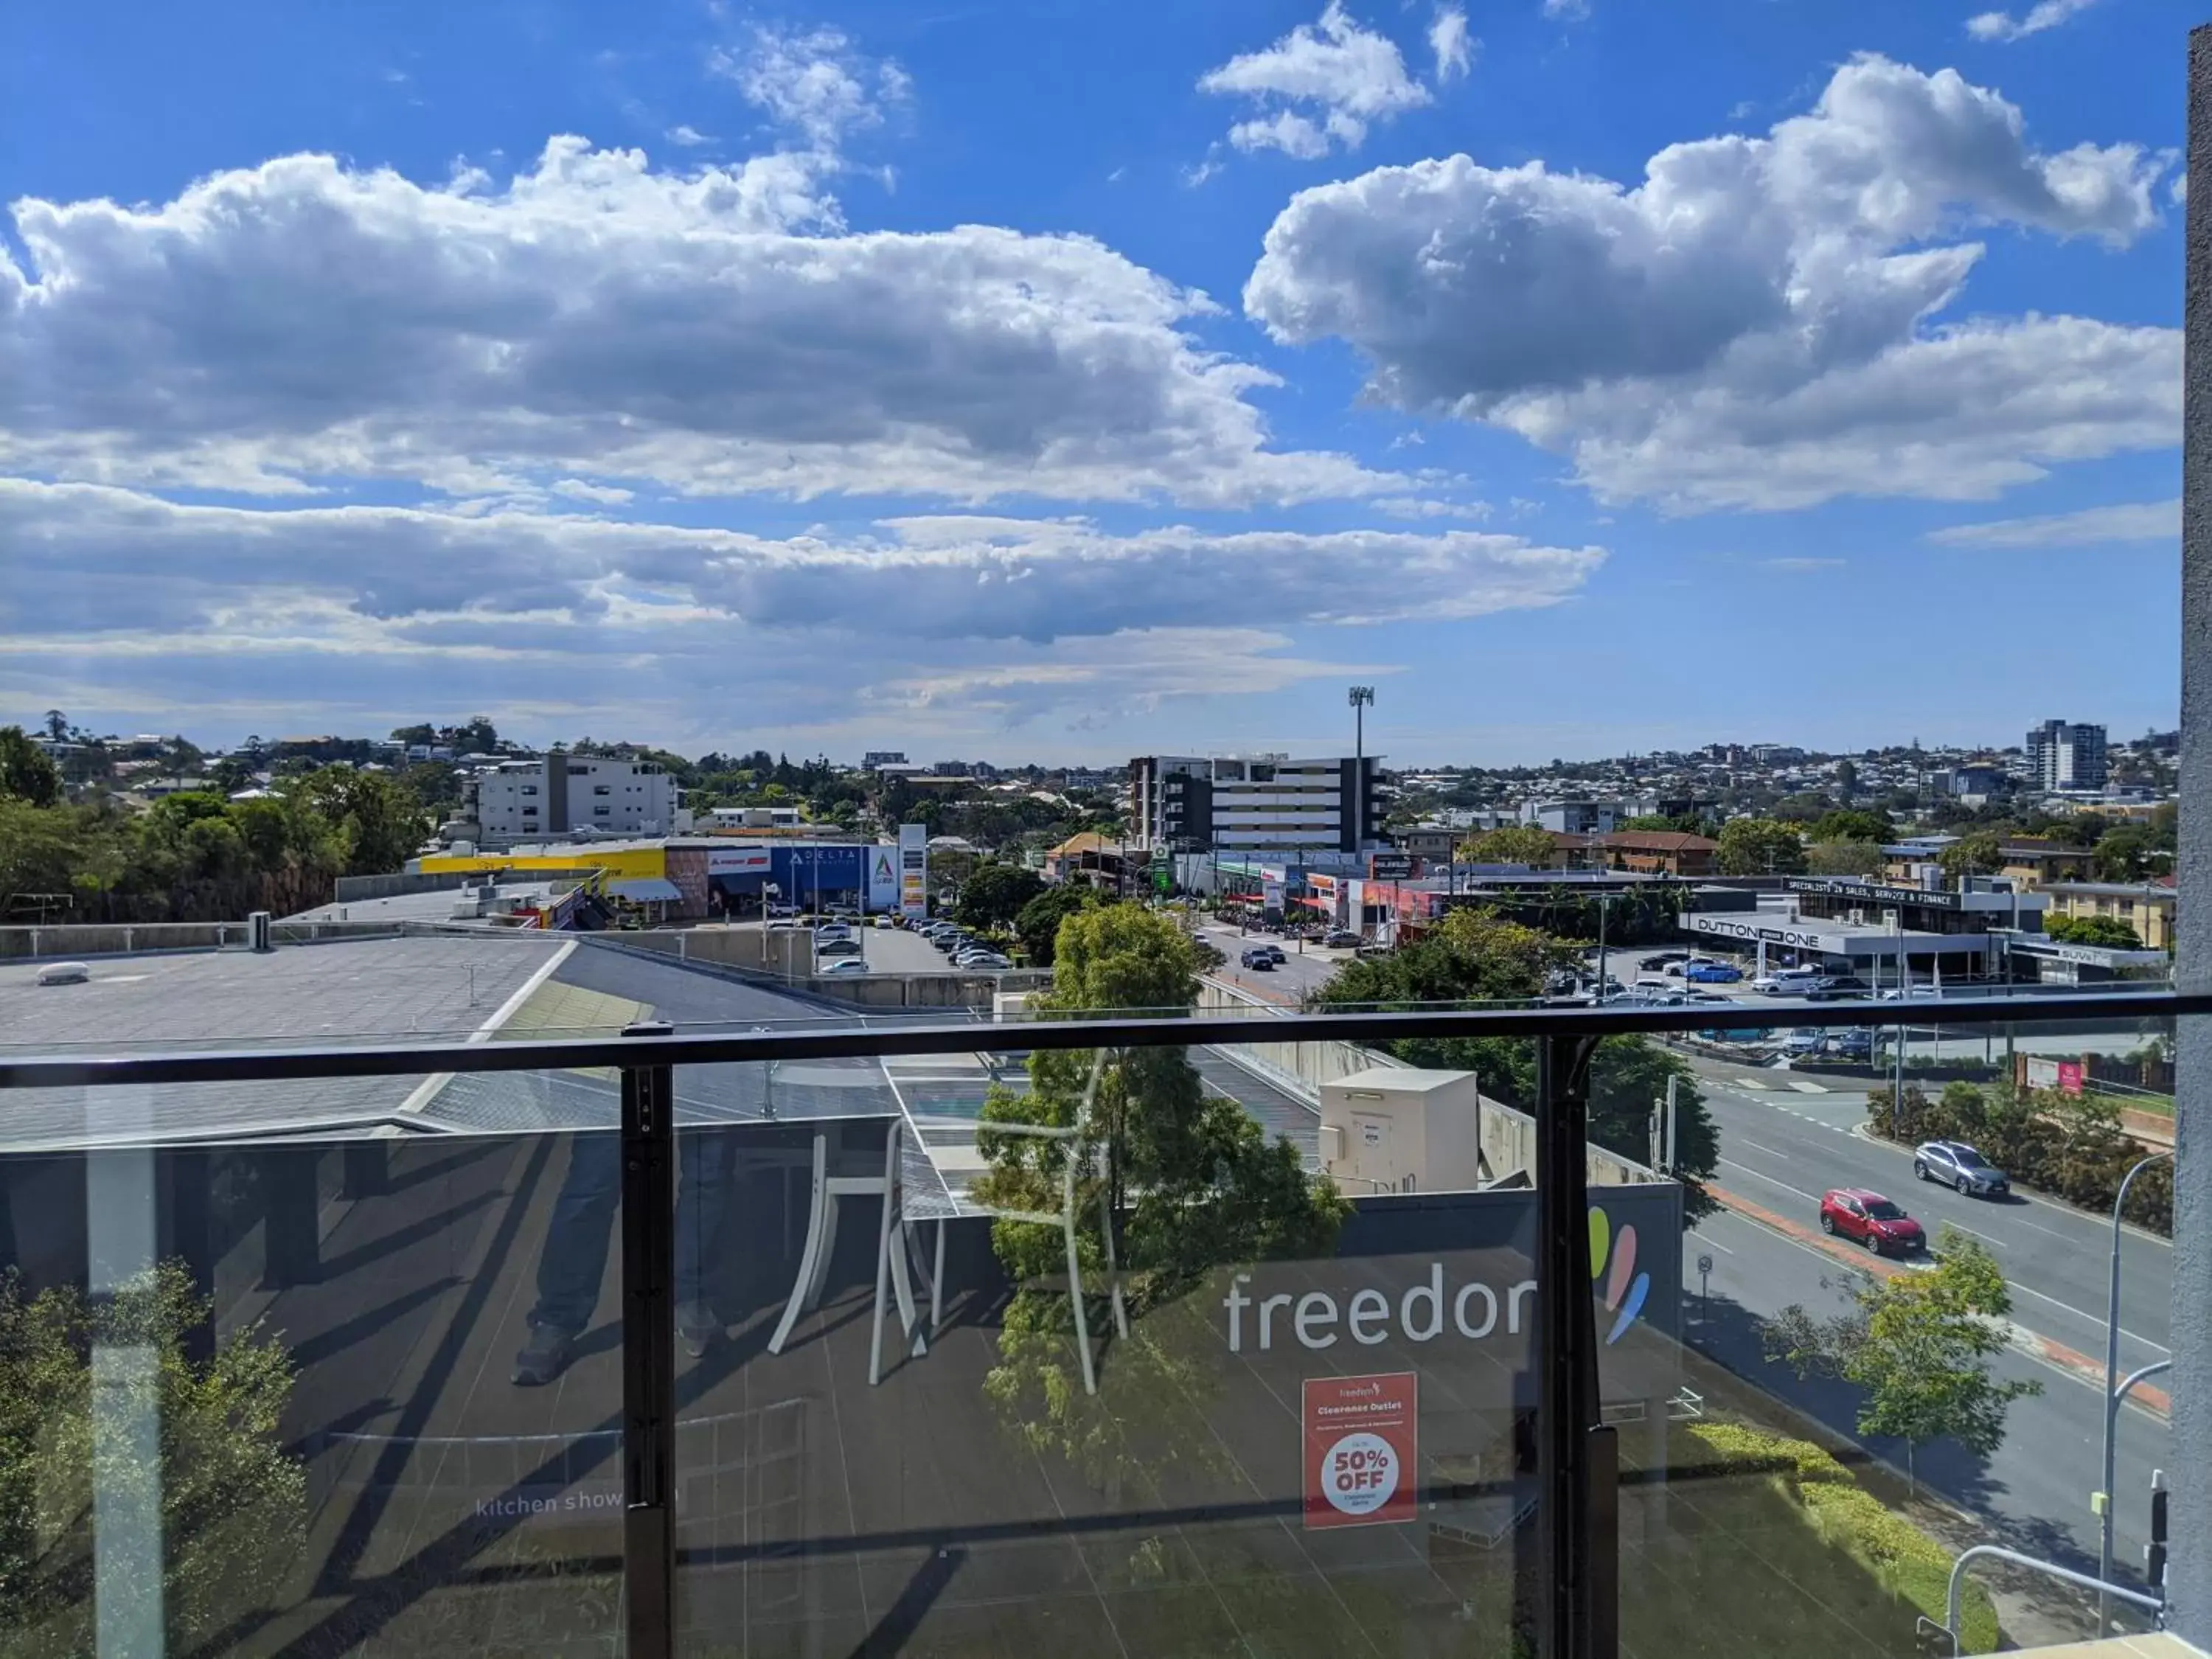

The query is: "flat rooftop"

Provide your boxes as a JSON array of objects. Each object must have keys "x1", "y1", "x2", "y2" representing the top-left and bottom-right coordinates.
[{"x1": 285, "y1": 883, "x2": 566, "y2": 925}]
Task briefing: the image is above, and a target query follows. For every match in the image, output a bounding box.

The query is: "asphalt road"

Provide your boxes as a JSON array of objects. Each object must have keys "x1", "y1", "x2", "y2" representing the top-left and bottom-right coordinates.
[
  {"x1": 1680, "y1": 1041, "x2": 2172, "y2": 1592},
  {"x1": 1197, "y1": 921, "x2": 1354, "y2": 1004}
]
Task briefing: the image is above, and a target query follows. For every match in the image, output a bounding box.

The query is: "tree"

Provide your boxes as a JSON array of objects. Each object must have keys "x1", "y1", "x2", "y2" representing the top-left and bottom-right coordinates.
[
  {"x1": 1938, "y1": 831, "x2": 2003, "y2": 880},
  {"x1": 1834, "y1": 759, "x2": 1859, "y2": 798},
  {"x1": 956, "y1": 862, "x2": 1046, "y2": 931},
  {"x1": 2092, "y1": 826, "x2": 2160, "y2": 882},
  {"x1": 1015, "y1": 884, "x2": 1095, "y2": 965},
  {"x1": 0, "y1": 728, "x2": 63, "y2": 808},
  {"x1": 974, "y1": 904, "x2": 1346, "y2": 1493},
  {"x1": 0, "y1": 1262, "x2": 307, "y2": 1653},
  {"x1": 2045, "y1": 914, "x2": 2143, "y2": 949},
  {"x1": 41, "y1": 711, "x2": 67, "y2": 742},
  {"x1": 1715, "y1": 818, "x2": 1806, "y2": 875},
  {"x1": 1455, "y1": 824, "x2": 1558, "y2": 867},
  {"x1": 0, "y1": 799, "x2": 85, "y2": 917},
  {"x1": 1763, "y1": 1228, "x2": 2039, "y2": 1492},
  {"x1": 292, "y1": 766, "x2": 429, "y2": 875},
  {"x1": 1809, "y1": 809, "x2": 1890, "y2": 845},
  {"x1": 1805, "y1": 840, "x2": 1888, "y2": 877}
]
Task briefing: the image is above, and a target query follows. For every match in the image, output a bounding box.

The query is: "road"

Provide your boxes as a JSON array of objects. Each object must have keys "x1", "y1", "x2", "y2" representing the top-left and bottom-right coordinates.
[
  {"x1": 1197, "y1": 921, "x2": 1355, "y2": 1004},
  {"x1": 1680, "y1": 1040, "x2": 2172, "y2": 1588}
]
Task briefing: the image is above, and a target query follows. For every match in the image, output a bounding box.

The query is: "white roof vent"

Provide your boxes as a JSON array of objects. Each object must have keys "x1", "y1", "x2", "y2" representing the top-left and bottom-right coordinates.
[{"x1": 35, "y1": 961, "x2": 91, "y2": 986}]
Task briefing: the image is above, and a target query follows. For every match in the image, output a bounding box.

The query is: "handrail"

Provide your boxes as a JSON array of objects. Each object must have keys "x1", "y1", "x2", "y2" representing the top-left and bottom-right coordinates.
[
  {"x1": 1944, "y1": 1545, "x2": 2163, "y2": 1654},
  {"x1": 0, "y1": 990, "x2": 2199, "y2": 1090}
]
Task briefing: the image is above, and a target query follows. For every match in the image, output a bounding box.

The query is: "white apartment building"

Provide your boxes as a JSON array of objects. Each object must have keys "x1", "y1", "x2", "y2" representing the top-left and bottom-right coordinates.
[
  {"x1": 1128, "y1": 754, "x2": 1380, "y2": 855},
  {"x1": 2025, "y1": 719, "x2": 2109, "y2": 792},
  {"x1": 471, "y1": 754, "x2": 677, "y2": 841}
]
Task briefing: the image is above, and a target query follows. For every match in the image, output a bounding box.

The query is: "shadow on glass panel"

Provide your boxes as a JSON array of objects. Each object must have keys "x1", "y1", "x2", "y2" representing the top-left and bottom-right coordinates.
[{"x1": 0, "y1": 1094, "x2": 632, "y2": 1657}]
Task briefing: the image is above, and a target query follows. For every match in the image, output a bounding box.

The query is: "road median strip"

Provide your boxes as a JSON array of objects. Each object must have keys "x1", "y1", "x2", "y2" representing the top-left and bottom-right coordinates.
[{"x1": 1703, "y1": 1181, "x2": 2168, "y2": 1420}]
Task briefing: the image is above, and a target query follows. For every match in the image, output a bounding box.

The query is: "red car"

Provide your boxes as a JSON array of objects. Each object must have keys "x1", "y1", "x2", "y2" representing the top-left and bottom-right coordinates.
[{"x1": 1818, "y1": 1188, "x2": 1925, "y2": 1256}]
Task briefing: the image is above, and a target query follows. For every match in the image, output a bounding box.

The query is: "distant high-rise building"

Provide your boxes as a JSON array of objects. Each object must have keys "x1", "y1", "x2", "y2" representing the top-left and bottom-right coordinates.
[{"x1": 2025, "y1": 720, "x2": 2108, "y2": 792}]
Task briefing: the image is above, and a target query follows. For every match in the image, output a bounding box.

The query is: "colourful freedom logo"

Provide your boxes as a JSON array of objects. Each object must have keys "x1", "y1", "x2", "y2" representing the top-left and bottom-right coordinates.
[{"x1": 1589, "y1": 1206, "x2": 1649, "y2": 1346}]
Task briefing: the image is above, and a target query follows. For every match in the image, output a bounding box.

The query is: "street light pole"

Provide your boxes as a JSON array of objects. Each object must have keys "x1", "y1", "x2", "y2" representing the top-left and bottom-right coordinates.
[
  {"x1": 1348, "y1": 686, "x2": 1374, "y2": 851},
  {"x1": 2100, "y1": 1148, "x2": 2174, "y2": 1627}
]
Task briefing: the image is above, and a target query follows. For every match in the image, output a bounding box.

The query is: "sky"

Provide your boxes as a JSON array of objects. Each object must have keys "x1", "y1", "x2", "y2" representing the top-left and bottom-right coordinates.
[{"x1": 0, "y1": 0, "x2": 2191, "y2": 765}]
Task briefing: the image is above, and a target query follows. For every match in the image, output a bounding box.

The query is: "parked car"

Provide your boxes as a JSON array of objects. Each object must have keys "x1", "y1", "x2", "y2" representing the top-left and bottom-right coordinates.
[
  {"x1": 1915, "y1": 1140, "x2": 2011, "y2": 1197},
  {"x1": 1685, "y1": 961, "x2": 1743, "y2": 984},
  {"x1": 819, "y1": 957, "x2": 871, "y2": 975},
  {"x1": 1825, "y1": 1030, "x2": 1874, "y2": 1059},
  {"x1": 1644, "y1": 951, "x2": 1690, "y2": 969},
  {"x1": 957, "y1": 950, "x2": 1013, "y2": 970},
  {"x1": 1682, "y1": 987, "x2": 1732, "y2": 1003},
  {"x1": 1804, "y1": 986, "x2": 1871, "y2": 1003},
  {"x1": 1753, "y1": 967, "x2": 1822, "y2": 995},
  {"x1": 1240, "y1": 947, "x2": 1277, "y2": 970},
  {"x1": 1811, "y1": 973, "x2": 1870, "y2": 993},
  {"x1": 1819, "y1": 1189, "x2": 1925, "y2": 1255},
  {"x1": 1323, "y1": 930, "x2": 1363, "y2": 949},
  {"x1": 1781, "y1": 1029, "x2": 1826, "y2": 1055},
  {"x1": 873, "y1": 914, "x2": 896, "y2": 928},
  {"x1": 815, "y1": 937, "x2": 863, "y2": 959}
]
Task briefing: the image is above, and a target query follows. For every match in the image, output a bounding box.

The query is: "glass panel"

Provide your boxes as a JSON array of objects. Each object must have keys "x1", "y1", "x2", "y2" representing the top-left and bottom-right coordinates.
[
  {"x1": 1630, "y1": 1004, "x2": 2178, "y2": 1656},
  {"x1": 0, "y1": 1078, "x2": 625, "y2": 1656},
  {"x1": 673, "y1": 1021, "x2": 1549, "y2": 1655}
]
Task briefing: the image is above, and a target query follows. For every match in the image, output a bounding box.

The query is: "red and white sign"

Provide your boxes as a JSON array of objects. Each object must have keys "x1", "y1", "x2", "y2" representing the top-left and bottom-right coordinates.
[
  {"x1": 2056, "y1": 1060, "x2": 2085, "y2": 1096},
  {"x1": 706, "y1": 847, "x2": 772, "y2": 876},
  {"x1": 1301, "y1": 1372, "x2": 1417, "y2": 1529}
]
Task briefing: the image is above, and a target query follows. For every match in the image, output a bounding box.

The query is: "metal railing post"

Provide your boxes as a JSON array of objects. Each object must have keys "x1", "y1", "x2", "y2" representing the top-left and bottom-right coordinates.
[
  {"x1": 1537, "y1": 1033, "x2": 1617, "y2": 1659},
  {"x1": 621, "y1": 1020, "x2": 677, "y2": 1659}
]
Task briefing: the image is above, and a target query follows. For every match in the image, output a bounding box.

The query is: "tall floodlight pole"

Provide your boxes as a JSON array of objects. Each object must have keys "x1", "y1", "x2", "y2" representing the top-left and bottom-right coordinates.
[{"x1": 1349, "y1": 686, "x2": 1375, "y2": 850}]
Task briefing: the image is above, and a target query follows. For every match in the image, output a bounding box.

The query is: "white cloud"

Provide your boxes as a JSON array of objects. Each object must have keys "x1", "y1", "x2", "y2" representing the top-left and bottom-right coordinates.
[
  {"x1": 1371, "y1": 495, "x2": 1491, "y2": 520},
  {"x1": 1243, "y1": 55, "x2": 2176, "y2": 510},
  {"x1": 1926, "y1": 497, "x2": 2179, "y2": 547},
  {"x1": 707, "y1": 21, "x2": 907, "y2": 149},
  {"x1": 1199, "y1": 2, "x2": 1429, "y2": 159},
  {"x1": 1542, "y1": 0, "x2": 1590, "y2": 19},
  {"x1": 664, "y1": 124, "x2": 714, "y2": 147},
  {"x1": 1430, "y1": 7, "x2": 1475, "y2": 83},
  {"x1": 0, "y1": 479, "x2": 1601, "y2": 641},
  {"x1": 1761, "y1": 556, "x2": 1844, "y2": 571},
  {"x1": 0, "y1": 139, "x2": 1392, "y2": 508},
  {"x1": 1966, "y1": 0, "x2": 2100, "y2": 44},
  {"x1": 0, "y1": 480, "x2": 1599, "y2": 740}
]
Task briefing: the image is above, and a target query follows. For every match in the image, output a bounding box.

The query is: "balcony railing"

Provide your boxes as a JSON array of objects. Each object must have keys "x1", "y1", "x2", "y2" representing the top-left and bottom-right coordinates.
[{"x1": 0, "y1": 989, "x2": 2197, "y2": 1659}]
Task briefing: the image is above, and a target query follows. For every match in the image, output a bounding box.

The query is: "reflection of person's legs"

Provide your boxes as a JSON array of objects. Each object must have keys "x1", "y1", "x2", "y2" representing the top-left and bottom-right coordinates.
[
  {"x1": 675, "y1": 1130, "x2": 731, "y2": 1354},
  {"x1": 513, "y1": 1133, "x2": 619, "y2": 1385}
]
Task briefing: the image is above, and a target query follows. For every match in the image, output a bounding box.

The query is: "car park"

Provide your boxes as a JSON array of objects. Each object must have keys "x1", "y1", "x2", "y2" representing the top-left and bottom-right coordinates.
[
  {"x1": 1914, "y1": 1140, "x2": 2011, "y2": 1197},
  {"x1": 1818, "y1": 1188, "x2": 1924, "y2": 1255}
]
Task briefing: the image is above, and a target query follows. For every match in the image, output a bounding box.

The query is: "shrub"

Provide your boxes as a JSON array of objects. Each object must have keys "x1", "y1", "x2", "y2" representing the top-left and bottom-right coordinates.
[{"x1": 1686, "y1": 1422, "x2": 2000, "y2": 1652}]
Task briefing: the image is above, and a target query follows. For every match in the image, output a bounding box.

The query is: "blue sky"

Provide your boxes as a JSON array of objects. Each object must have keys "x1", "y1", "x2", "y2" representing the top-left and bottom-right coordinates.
[{"x1": 0, "y1": 0, "x2": 2188, "y2": 763}]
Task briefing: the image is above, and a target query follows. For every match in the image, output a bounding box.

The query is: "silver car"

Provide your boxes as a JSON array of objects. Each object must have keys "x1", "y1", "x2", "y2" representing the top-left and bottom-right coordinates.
[{"x1": 1913, "y1": 1139, "x2": 2011, "y2": 1197}]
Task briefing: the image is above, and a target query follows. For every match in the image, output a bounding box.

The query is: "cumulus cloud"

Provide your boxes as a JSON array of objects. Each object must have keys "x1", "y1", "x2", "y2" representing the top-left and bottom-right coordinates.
[
  {"x1": 1926, "y1": 497, "x2": 2178, "y2": 547},
  {"x1": 1966, "y1": 0, "x2": 2100, "y2": 43},
  {"x1": 0, "y1": 140, "x2": 1391, "y2": 507},
  {"x1": 1200, "y1": 2, "x2": 1429, "y2": 159},
  {"x1": 1430, "y1": 7, "x2": 1475, "y2": 83},
  {"x1": 1243, "y1": 55, "x2": 2176, "y2": 509}
]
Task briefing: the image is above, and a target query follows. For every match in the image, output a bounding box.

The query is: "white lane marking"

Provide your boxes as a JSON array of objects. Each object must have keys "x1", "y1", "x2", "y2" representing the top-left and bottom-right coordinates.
[
  {"x1": 1688, "y1": 1231, "x2": 1736, "y2": 1256},
  {"x1": 1718, "y1": 1158, "x2": 1823, "y2": 1206},
  {"x1": 2000, "y1": 1281, "x2": 2172, "y2": 1356},
  {"x1": 1737, "y1": 1138, "x2": 1795, "y2": 1161}
]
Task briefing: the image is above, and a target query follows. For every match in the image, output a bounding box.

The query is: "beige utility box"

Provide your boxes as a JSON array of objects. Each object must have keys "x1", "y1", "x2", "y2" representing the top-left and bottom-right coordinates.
[{"x1": 1318, "y1": 1067, "x2": 1485, "y2": 1195}]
